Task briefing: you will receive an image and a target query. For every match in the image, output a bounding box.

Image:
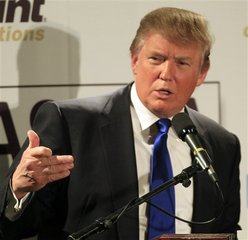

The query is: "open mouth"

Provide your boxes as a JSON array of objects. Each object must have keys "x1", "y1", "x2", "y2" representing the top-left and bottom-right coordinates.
[{"x1": 159, "y1": 90, "x2": 171, "y2": 95}]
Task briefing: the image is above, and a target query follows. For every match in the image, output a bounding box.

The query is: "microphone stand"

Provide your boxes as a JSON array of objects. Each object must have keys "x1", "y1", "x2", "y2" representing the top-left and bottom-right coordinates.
[{"x1": 67, "y1": 164, "x2": 200, "y2": 240}]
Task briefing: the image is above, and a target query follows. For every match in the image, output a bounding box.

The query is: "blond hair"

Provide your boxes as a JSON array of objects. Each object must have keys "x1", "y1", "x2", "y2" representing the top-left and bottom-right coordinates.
[{"x1": 130, "y1": 7, "x2": 213, "y2": 68}]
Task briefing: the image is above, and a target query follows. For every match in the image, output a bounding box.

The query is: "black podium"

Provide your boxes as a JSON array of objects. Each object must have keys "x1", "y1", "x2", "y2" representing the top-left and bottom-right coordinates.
[{"x1": 154, "y1": 233, "x2": 235, "y2": 240}]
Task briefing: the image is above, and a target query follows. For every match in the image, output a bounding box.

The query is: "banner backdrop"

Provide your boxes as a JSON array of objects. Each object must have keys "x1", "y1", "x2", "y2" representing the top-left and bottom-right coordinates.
[{"x1": 0, "y1": 1, "x2": 247, "y2": 239}]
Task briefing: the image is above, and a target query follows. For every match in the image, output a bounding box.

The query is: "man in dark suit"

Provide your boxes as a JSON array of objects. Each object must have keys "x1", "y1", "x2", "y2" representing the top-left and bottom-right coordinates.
[{"x1": 0, "y1": 7, "x2": 240, "y2": 240}]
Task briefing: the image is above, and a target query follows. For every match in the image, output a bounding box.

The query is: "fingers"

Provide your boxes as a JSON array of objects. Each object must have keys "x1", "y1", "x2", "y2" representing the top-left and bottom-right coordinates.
[
  {"x1": 27, "y1": 155, "x2": 74, "y2": 176},
  {"x1": 38, "y1": 155, "x2": 74, "y2": 167},
  {"x1": 12, "y1": 155, "x2": 74, "y2": 199},
  {"x1": 25, "y1": 156, "x2": 74, "y2": 191},
  {"x1": 12, "y1": 130, "x2": 75, "y2": 199},
  {"x1": 47, "y1": 170, "x2": 71, "y2": 183},
  {"x1": 36, "y1": 166, "x2": 73, "y2": 184},
  {"x1": 27, "y1": 130, "x2": 40, "y2": 149},
  {"x1": 26, "y1": 130, "x2": 52, "y2": 157},
  {"x1": 33, "y1": 155, "x2": 74, "y2": 176}
]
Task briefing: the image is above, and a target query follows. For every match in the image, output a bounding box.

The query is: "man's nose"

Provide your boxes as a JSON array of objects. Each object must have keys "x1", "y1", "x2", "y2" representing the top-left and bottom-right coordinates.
[{"x1": 159, "y1": 61, "x2": 174, "y2": 81}]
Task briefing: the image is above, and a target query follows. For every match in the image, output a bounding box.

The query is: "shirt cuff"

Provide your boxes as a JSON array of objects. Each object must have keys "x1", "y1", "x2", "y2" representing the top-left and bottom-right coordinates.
[
  {"x1": 4, "y1": 180, "x2": 31, "y2": 221},
  {"x1": 9, "y1": 181, "x2": 31, "y2": 212}
]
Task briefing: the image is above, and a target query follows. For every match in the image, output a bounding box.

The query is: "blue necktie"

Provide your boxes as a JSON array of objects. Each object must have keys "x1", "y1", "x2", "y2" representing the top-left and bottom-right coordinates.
[{"x1": 148, "y1": 119, "x2": 175, "y2": 239}]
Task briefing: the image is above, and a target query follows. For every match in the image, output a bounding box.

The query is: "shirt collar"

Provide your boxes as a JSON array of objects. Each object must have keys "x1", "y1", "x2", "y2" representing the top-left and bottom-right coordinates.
[
  {"x1": 131, "y1": 83, "x2": 159, "y2": 131},
  {"x1": 130, "y1": 83, "x2": 185, "y2": 132}
]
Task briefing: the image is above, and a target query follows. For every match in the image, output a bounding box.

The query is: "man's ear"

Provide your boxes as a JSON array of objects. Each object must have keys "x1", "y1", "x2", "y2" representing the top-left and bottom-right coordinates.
[
  {"x1": 196, "y1": 63, "x2": 209, "y2": 86},
  {"x1": 131, "y1": 54, "x2": 138, "y2": 75}
]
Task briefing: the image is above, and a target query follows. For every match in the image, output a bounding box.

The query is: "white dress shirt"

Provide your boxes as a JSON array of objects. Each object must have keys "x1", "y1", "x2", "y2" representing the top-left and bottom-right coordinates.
[
  {"x1": 130, "y1": 83, "x2": 193, "y2": 239},
  {"x1": 7, "y1": 83, "x2": 193, "y2": 239}
]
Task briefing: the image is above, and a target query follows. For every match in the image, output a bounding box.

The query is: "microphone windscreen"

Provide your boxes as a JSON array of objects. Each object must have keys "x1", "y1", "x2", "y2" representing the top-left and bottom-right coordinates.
[{"x1": 171, "y1": 112, "x2": 196, "y2": 140}]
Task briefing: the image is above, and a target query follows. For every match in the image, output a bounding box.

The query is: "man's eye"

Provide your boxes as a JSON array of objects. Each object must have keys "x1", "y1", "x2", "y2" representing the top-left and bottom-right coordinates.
[
  {"x1": 149, "y1": 56, "x2": 165, "y2": 63},
  {"x1": 177, "y1": 60, "x2": 190, "y2": 66}
]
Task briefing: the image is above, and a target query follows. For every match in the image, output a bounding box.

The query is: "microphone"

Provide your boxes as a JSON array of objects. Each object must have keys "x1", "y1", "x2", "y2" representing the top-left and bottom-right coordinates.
[{"x1": 171, "y1": 112, "x2": 218, "y2": 184}]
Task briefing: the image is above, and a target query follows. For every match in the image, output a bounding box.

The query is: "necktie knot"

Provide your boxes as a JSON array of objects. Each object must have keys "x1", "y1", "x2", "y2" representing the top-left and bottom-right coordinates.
[{"x1": 158, "y1": 119, "x2": 171, "y2": 134}]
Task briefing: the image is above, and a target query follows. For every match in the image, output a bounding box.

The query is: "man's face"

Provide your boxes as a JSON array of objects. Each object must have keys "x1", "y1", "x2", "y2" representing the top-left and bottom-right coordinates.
[{"x1": 131, "y1": 33, "x2": 208, "y2": 118}]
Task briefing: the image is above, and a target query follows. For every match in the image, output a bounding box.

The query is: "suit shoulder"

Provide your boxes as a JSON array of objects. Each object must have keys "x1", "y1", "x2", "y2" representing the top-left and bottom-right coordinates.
[
  {"x1": 37, "y1": 84, "x2": 131, "y2": 116},
  {"x1": 187, "y1": 107, "x2": 238, "y2": 142}
]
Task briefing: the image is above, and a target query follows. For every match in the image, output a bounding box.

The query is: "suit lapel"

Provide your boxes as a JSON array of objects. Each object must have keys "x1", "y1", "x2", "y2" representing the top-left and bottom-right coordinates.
[
  {"x1": 99, "y1": 84, "x2": 139, "y2": 239},
  {"x1": 96, "y1": 95, "x2": 220, "y2": 236},
  {"x1": 186, "y1": 107, "x2": 219, "y2": 232}
]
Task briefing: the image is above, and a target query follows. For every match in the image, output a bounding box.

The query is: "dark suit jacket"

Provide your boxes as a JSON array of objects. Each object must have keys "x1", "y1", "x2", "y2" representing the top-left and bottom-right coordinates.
[{"x1": 0, "y1": 84, "x2": 241, "y2": 240}]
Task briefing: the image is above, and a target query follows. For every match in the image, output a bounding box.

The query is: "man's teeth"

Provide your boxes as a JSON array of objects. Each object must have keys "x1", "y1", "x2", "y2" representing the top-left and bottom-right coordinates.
[{"x1": 160, "y1": 90, "x2": 170, "y2": 94}]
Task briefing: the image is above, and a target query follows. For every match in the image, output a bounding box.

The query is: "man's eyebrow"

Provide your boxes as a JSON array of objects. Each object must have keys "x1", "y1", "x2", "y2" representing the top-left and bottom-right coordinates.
[
  {"x1": 149, "y1": 50, "x2": 165, "y2": 55},
  {"x1": 175, "y1": 55, "x2": 191, "y2": 60},
  {"x1": 174, "y1": 56, "x2": 192, "y2": 62}
]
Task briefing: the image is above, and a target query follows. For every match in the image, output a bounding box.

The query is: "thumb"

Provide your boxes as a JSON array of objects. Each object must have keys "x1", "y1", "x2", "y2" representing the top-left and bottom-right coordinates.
[{"x1": 27, "y1": 130, "x2": 40, "y2": 149}]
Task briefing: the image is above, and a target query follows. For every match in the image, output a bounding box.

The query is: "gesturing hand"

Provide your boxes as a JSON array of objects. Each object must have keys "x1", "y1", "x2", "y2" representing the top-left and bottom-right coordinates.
[{"x1": 12, "y1": 130, "x2": 74, "y2": 199}]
